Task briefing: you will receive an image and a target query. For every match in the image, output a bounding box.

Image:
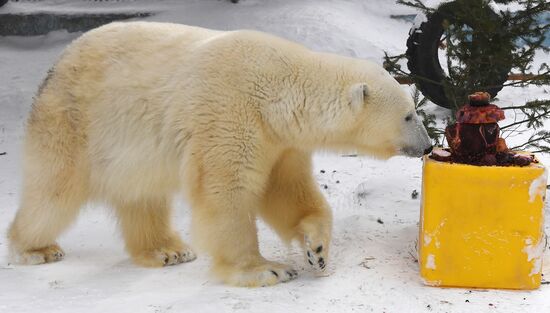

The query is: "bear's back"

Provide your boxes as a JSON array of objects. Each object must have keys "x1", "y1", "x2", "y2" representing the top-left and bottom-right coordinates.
[{"x1": 51, "y1": 22, "x2": 313, "y2": 102}]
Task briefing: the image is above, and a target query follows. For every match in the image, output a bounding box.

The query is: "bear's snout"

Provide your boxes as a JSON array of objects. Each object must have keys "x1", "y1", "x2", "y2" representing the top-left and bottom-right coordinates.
[
  {"x1": 424, "y1": 145, "x2": 433, "y2": 155},
  {"x1": 401, "y1": 144, "x2": 432, "y2": 158},
  {"x1": 400, "y1": 113, "x2": 433, "y2": 158}
]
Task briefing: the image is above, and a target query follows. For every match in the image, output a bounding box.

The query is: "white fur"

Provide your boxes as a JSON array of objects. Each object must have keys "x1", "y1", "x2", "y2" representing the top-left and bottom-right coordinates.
[{"x1": 8, "y1": 22, "x2": 431, "y2": 287}]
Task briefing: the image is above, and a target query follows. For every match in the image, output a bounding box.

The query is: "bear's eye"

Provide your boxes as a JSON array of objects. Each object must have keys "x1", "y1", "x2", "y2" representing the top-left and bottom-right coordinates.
[{"x1": 405, "y1": 113, "x2": 413, "y2": 122}]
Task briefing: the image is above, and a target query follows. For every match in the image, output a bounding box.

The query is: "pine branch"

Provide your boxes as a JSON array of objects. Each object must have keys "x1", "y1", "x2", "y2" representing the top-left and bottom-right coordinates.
[
  {"x1": 391, "y1": 0, "x2": 550, "y2": 153},
  {"x1": 509, "y1": 131, "x2": 550, "y2": 152},
  {"x1": 479, "y1": 70, "x2": 550, "y2": 89},
  {"x1": 411, "y1": 87, "x2": 446, "y2": 145},
  {"x1": 501, "y1": 104, "x2": 543, "y2": 110},
  {"x1": 500, "y1": 111, "x2": 549, "y2": 130},
  {"x1": 396, "y1": 0, "x2": 434, "y2": 13}
]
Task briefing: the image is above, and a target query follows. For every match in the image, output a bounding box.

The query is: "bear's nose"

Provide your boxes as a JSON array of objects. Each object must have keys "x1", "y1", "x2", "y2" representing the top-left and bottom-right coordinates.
[{"x1": 424, "y1": 146, "x2": 433, "y2": 155}]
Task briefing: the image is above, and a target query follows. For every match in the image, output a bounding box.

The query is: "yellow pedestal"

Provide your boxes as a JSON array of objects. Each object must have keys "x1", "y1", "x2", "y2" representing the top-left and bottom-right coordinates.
[{"x1": 419, "y1": 153, "x2": 547, "y2": 289}]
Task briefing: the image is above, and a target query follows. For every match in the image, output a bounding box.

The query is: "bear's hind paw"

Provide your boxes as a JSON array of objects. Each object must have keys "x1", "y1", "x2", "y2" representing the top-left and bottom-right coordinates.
[
  {"x1": 221, "y1": 261, "x2": 298, "y2": 287},
  {"x1": 16, "y1": 244, "x2": 65, "y2": 265}
]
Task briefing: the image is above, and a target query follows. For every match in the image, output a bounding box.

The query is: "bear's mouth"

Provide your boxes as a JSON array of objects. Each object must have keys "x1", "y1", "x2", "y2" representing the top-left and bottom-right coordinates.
[{"x1": 400, "y1": 145, "x2": 431, "y2": 158}]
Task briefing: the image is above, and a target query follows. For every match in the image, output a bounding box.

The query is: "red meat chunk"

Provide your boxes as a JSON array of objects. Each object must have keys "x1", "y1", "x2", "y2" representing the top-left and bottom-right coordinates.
[{"x1": 430, "y1": 92, "x2": 534, "y2": 167}]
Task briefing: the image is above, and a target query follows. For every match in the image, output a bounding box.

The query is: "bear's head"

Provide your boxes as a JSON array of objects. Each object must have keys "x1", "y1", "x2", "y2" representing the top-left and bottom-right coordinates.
[{"x1": 341, "y1": 66, "x2": 432, "y2": 159}]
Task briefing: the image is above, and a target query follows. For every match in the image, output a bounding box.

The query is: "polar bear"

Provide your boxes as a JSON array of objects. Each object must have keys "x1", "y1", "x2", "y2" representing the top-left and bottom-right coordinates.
[{"x1": 8, "y1": 22, "x2": 432, "y2": 287}]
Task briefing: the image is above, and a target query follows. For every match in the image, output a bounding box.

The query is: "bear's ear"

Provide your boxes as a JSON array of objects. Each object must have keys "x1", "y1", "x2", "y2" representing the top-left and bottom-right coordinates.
[{"x1": 349, "y1": 83, "x2": 369, "y2": 111}]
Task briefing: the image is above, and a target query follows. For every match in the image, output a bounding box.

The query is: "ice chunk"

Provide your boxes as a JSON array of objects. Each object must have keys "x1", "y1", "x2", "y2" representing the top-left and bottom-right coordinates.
[
  {"x1": 528, "y1": 169, "x2": 548, "y2": 203},
  {"x1": 523, "y1": 237, "x2": 544, "y2": 276}
]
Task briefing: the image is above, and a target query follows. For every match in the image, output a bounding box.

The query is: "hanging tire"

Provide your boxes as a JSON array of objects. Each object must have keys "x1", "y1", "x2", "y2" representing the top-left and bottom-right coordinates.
[{"x1": 406, "y1": 0, "x2": 513, "y2": 109}]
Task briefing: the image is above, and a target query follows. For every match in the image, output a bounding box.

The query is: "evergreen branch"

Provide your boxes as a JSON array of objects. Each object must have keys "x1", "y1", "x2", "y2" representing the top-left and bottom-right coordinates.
[
  {"x1": 394, "y1": 0, "x2": 550, "y2": 152},
  {"x1": 500, "y1": 99, "x2": 550, "y2": 111},
  {"x1": 509, "y1": 131, "x2": 550, "y2": 153},
  {"x1": 500, "y1": 111, "x2": 550, "y2": 130},
  {"x1": 396, "y1": 0, "x2": 435, "y2": 13},
  {"x1": 501, "y1": 105, "x2": 539, "y2": 110},
  {"x1": 479, "y1": 71, "x2": 550, "y2": 89},
  {"x1": 509, "y1": 131, "x2": 550, "y2": 151}
]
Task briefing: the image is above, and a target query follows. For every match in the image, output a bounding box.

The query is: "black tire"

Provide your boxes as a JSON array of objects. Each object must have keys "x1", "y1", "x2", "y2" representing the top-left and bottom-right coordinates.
[
  {"x1": 406, "y1": 0, "x2": 512, "y2": 109},
  {"x1": 0, "y1": 0, "x2": 8, "y2": 8}
]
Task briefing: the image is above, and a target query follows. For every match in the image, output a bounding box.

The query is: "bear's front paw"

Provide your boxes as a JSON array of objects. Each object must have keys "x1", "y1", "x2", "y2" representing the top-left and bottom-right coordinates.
[
  {"x1": 304, "y1": 235, "x2": 327, "y2": 271},
  {"x1": 299, "y1": 215, "x2": 330, "y2": 272},
  {"x1": 218, "y1": 261, "x2": 298, "y2": 287}
]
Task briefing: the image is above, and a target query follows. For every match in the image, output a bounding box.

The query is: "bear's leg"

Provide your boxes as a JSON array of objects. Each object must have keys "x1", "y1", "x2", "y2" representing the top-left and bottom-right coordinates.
[
  {"x1": 259, "y1": 149, "x2": 332, "y2": 272},
  {"x1": 9, "y1": 191, "x2": 77, "y2": 264},
  {"x1": 192, "y1": 193, "x2": 298, "y2": 287},
  {"x1": 8, "y1": 152, "x2": 87, "y2": 265},
  {"x1": 188, "y1": 151, "x2": 297, "y2": 287},
  {"x1": 115, "y1": 198, "x2": 196, "y2": 267}
]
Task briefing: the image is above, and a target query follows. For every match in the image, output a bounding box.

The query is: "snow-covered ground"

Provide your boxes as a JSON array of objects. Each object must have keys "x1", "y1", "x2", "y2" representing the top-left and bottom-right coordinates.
[{"x1": 0, "y1": 1, "x2": 549, "y2": 312}]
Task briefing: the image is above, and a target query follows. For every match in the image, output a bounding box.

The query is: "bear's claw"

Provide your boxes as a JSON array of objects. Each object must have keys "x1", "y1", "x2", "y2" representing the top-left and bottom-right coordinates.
[
  {"x1": 161, "y1": 248, "x2": 197, "y2": 266},
  {"x1": 264, "y1": 267, "x2": 298, "y2": 285},
  {"x1": 259, "y1": 266, "x2": 298, "y2": 286},
  {"x1": 18, "y1": 244, "x2": 65, "y2": 265},
  {"x1": 222, "y1": 261, "x2": 298, "y2": 287},
  {"x1": 304, "y1": 236, "x2": 327, "y2": 271},
  {"x1": 134, "y1": 246, "x2": 197, "y2": 267}
]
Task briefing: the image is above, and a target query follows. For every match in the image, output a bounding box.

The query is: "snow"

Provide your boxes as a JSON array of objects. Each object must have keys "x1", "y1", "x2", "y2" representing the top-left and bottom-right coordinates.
[
  {"x1": 487, "y1": 0, "x2": 502, "y2": 15},
  {"x1": 0, "y1": 0, "x2": 549, "y2": 312},
  {"x1": 524, "y1": 237, "x2": 544, "y2": 277},
  {"x1": 410, "y1": 12, "x2": 427, "y2": 36},
  {"x1": 529, "y1": 169, "x2": 548, "y2": 203}
]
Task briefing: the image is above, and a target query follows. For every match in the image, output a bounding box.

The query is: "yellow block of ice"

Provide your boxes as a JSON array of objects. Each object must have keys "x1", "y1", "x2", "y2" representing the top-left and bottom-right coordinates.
[{"x1": 419, "y1": 154, "x2": 547, "y2": 289}]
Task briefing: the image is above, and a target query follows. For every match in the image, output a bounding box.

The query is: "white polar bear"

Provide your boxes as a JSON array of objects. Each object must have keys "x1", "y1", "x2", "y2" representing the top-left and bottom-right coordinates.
[{"x1": 8, "y1": 22, "x2": 432, "y2": 287}]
